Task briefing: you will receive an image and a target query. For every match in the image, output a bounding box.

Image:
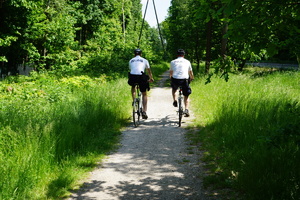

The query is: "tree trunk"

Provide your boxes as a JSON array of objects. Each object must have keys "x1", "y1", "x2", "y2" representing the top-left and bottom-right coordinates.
[
  {"x1": 238, "y1": 59, "x2": 246, "y2": 71},
  {"x1": 195, "y1": 28, "x2": 201, "y2": 71},
  {"x1": 122, "y1": 0, "x2": 126, "y2": 43},
  {"x1": 205, "y1": 18, "x2": 213, "y2": 74},
  {"x1": 221, "y1": 20, "x2": 228, "y2": 59},
  {"x1": 297, "y1": 53, "x2": 300, "y2": 69}
]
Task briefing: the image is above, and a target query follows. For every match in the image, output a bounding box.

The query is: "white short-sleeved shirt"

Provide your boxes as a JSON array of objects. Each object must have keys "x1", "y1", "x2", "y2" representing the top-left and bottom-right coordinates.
[
  {"x1": 170, "y1": 57, "x2": 192, "y2": 79},
  {"x1": 129, "y1": 55, "x2": 150, "y2": 75}
]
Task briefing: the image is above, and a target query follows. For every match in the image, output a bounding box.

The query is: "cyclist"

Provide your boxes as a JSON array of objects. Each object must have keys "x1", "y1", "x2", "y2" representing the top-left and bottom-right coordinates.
[
  {"x1": 128, "y1": 48, "x2": 154, "y2": 119},
  {"x1": 169, "y1": 49, "x2": 194, "y2": 117}
]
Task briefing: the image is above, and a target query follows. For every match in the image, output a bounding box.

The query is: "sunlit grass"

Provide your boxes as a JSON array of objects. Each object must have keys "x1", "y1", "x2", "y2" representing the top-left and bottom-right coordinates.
[
  {"x1": 152, "y1": 62, "x2": 169, "y2": 79},
  {"x1": 0, "y1": 61, "x2": 170, "y2": 199},
  {"x1": 0, "y1": 74, "x2": 131, "y2": 199},
  {"x1": 191, "y1": 69, "x2": 300, "y2": 199}
]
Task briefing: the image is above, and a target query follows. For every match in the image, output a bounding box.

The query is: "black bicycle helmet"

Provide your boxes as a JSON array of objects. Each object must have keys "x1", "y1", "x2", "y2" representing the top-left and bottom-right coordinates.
[
  {"x1": 177, "y1": 49, "x2": 185, "y2": 56},
  {"x1": 134, "y1": 48, "x2": 142, "y2": 55}
]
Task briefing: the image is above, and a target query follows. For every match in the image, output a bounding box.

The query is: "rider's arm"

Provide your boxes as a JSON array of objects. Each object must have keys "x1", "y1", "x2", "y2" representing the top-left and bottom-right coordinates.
[
  {"x1": 189, "y1": 70, "x2": 194, "y2": 81},
  {"x1": 169, "y1": 61, "x2": 174, "y2": 79},
  {"x1": 169, "y1": 70, "x2": 173, "y2": 79},
  {"x1": 146, "y1": 68, "x2": 154, "y2": 82}
]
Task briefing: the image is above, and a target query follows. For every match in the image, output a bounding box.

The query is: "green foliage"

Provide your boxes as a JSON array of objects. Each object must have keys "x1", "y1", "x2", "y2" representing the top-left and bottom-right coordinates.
[
  {"x1": 206, "y1": 56, "x2": 235, "y2": 83},
  {"x1": 163, "y1": 0, "x2": 206, "y2": 63},
  {"x1": 191, "y1": 70, "x2": 300, "y2": 199},
  {"x1": 151, "y1": 62, "x2": 169, "y2": 82},
  {"x1": 0, "y1": 0, "x2": 163, "y2": 76},
  {"x1": 163, "y1": 0, "x2": 299, "y2": 75},
  {"x1": 0, "y1": 73, "x2": 131, "y2": 199}
]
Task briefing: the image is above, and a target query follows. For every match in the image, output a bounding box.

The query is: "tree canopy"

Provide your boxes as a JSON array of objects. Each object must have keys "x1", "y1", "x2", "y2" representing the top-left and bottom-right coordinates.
[
  {"x1": 163, "y1": 0, "x2": 300, "y2": 76},
  {"x1": 1, "y1": 0, "x2": 299, "y2": 78},
  {"x1": 0, "y1": 0, "x2": 163, "y2": 77}
]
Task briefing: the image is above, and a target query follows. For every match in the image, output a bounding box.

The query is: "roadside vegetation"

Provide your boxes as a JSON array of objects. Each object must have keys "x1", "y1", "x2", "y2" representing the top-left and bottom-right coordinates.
[
  {"x1": 191, "y1": 66, "x2": 300, "y2": 200},
  {"x1": 0, "y1": 73, "x2": 131, "y2": 199},
  {"x1": 1, "y1": 0, "x2": 299, "y2": 199},
  {"x1": 0, "y1": 62, "x2": 168, "y2": 199}
]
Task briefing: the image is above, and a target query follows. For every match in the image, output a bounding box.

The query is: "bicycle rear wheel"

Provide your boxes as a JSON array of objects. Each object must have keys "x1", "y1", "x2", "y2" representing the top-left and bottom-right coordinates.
[
  {"x1": 178, "y1": 98, "x2": 183, "y2": 127},
  {"x1": 133, "y1": 99, "x2": 139, "y2": 127},
  {"x1": 138, "y1": 93, "x2": 143, "y2": 121},
  {"x1": 137, "y1": 101, "x2": 141, "y2": 123}
]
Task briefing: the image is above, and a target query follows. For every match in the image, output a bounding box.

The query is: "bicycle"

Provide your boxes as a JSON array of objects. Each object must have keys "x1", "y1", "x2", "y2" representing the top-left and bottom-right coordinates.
[
  {"x1": 132, "y1": 83, "x2": 143, "y2": 127},
  {"x1": 177, "y1": 86, "x2": 184, "y2": 127}
]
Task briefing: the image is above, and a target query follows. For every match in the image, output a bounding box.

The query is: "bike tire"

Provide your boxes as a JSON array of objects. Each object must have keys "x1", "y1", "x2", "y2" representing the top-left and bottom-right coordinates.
[
  {"x1": 178, "y1": 98, "x2": 183, "y2": 127},
  {"x1": 137, "y1": 99, "x2": 141, "y2": 123},
  {"x1": 133, "y1": 99, "x2": 139, "y2": 127}
]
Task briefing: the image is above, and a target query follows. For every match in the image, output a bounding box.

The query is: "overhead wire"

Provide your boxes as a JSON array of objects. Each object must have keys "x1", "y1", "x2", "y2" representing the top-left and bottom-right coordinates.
[
  {"x1": 152, "y1": 0, "x2": 165, "y2": 52},
  {"x1": 138, "y1": 0, "x2": 166, "y2": 55},
  {"x1": 138, "y1": 0, "x2": 149, "y2": 48}
]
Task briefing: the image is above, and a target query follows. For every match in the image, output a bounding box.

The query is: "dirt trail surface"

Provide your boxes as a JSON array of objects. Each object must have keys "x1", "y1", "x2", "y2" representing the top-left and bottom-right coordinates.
[{"x1": 68, "y1": 72, "x2": 208, "y2": 200}]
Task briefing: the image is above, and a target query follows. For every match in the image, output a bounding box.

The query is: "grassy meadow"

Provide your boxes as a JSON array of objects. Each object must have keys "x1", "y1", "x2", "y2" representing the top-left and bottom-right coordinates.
[
  {"x1": 191, "y1": 67, "x2": 300, "y2": 200},
  {"x1": 0, "y1": 62, "x2": 168, "y2": 199},
  {"x1": 0, "y1": 73, "x2": 132, "y2": 199}
]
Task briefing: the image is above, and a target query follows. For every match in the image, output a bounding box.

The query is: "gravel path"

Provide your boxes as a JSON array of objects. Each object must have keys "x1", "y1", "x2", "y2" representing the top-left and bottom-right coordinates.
[{"x1": 68, "y1": 72, "x2": 208, "y2": 200}]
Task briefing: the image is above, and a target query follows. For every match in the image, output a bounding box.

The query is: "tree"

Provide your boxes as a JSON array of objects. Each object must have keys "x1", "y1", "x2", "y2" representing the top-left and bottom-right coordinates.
[
  {"x1": 221, "y1": 0, "x2": 300, "y2": 69},
  {"x1": 0, "y1": 0, "x2": 33, "y2": 74},
  {"x1": 0, "y1": 0, "x2": 162, "y2": 76},
  {"x1": 163, "y1": 0, "x2": 206, "y2": 70},
  {"x1": 0, "y1": 0, "x2": 78, "y2": 72},
  {"x1": 164, "y1": 0, "x2": 299, "y2": 79}
]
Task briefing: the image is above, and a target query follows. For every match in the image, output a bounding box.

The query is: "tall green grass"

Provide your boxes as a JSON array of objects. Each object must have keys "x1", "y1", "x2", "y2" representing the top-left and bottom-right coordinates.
[
  {"x1": 151, "y1": 62, "x2": 169, "y2": 80},
  {"x1": 191, "y1": 69, "x2": 299, "y2": 199},
  {"x1": 0, "y1": 74, "x2": 131, "y2": 199}
]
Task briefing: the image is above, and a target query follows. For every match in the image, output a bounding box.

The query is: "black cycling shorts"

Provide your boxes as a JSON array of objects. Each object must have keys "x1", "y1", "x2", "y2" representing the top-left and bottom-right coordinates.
[
  {"x1": 128, "y1": 74, "x2": 150, "y2": 92},
  {"x1": 171, "y1": 77, "x2": 192, "y2": 96}
]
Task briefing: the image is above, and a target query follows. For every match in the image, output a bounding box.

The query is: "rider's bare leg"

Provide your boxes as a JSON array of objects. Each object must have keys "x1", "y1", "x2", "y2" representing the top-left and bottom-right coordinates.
[
  {"x1": 131, "y1": 86, "x2": 136, "y2": 101},
  {"x1": 172, "y1": 88, "x2": 177, "y2": 102},
  {"x1": 142, "y1": 92, "x2": 147, "y2": 112},
  {"x1": 184, "y1": 96, "x2": 189, "y2": 110}
]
